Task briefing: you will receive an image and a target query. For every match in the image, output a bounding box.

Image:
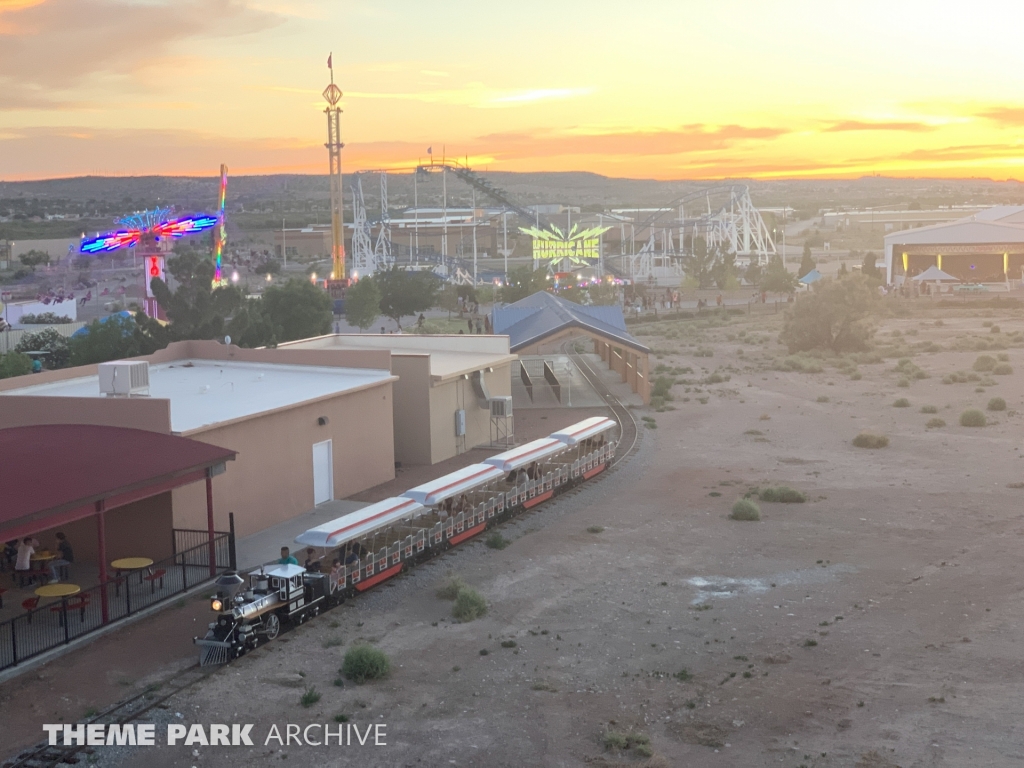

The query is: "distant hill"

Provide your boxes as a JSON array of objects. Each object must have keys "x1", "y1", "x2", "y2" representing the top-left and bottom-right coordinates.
[{"x1": 2, "y1": 173, "x2": 1024, "y2": 217}]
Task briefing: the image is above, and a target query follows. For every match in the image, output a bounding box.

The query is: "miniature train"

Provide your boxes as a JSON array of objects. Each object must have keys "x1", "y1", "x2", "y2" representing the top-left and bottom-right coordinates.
[{"x1": 195, "y1": 416, "x2": 618, "y2": 665}]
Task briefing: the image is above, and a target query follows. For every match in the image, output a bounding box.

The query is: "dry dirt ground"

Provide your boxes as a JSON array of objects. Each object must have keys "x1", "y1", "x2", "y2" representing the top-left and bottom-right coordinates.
[{"x1": 8, "y1": 299, "x2": 1024, "y2": 767}]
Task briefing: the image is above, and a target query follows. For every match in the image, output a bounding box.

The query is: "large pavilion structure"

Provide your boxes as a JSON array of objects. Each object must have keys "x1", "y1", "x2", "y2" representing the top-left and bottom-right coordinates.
[
  {"x1": 0, "y1": 424, "x2": 236, "y2": 671},
  {"x1": 493, "y1": 292, "x2": 650, "y2": 403}
]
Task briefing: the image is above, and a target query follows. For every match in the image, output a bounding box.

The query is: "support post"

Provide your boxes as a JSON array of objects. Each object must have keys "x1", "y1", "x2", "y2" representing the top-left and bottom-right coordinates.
[
  {"x1": 96, "y1": 501, "x2": 109, "y2": 624},
  {"x1": 228, "y1": 512, "x2": 237, "y2": 571},
  {"x1": 206, "y1": 475, "x2": 216, "y2": 577}
]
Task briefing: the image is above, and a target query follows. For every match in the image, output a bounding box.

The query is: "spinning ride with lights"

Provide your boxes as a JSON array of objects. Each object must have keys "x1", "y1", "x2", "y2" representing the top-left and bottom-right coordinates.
[{"x1": 79, "y1": 166, "x2": 229, "y2": 319}]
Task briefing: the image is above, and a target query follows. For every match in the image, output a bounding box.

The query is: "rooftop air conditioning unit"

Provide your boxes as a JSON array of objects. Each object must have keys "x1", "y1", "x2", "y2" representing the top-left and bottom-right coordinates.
[
  {"x1": 98, "y1": 361, "x2": 150, "y2": 397},
  {"x1": 490, "y1": 396, "x2": 512, "y2": 418}
]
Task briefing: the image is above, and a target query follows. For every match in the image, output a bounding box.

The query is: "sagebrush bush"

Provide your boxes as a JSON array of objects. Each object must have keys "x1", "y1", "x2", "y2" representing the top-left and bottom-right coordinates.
[
  {"x1": 994, "y1": 363, "x2": 1013, "y2": 375},
  {"x1": 973, "y1": 355, "x2": 997, "y2": 372},
  {"x1": 852, "y1": 432, "x2": 889, "y2": 448},
  {"x1": 926, "y1": 417, "x2": 946, "y2": 428},
  {"x1": 987, "y1": 397, "x2": 1007, "y2": 412},
  {"x1": 893, "y1": 398, "x2": 910, "y2": 408},
  {"x1": 485, "y1": 531, "x2": 510, "y2": 550},
  {"x1": 759, "y1": 486, "x2": 806, "y2": 503},
  {"x1": 452, "y1": 587, "x2": 488, "y2": 621},
  {"x1": 435, "y1": 574, "x2": 465, "y2": 601},
  {"x1": 920, "y1": 405, "x2": 938, "y2": 414},
  {"x1": 730, "y1": 498, "x2": 761, "y2": 521},
  {"x1": 960, "y1": 409, "x2": 987, "y2": 427},
  {"x1": 342, "y1": 645, "x2": 390, "y2": 683}
]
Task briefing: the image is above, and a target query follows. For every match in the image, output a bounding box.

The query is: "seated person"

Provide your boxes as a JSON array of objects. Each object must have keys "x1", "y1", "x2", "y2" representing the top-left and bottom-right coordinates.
[
  {"x1": 304, "y1": 548, "x2": 321, "y2": 572},
  {"x1": 329, "y1": 558, "x2": 343, "y2": 589},
  {"x1": 457, "y1": 494, "x2": 470, "y2": 514},
  {"x1": 343, "y1": 544, "x2": 360, "y2": 566},
  {"x1": 49, "y1": 532, "x2": 73, "y2": 583},
  {"x1": 277, "y1": 546, "x2": 298, "y2": 565},
  {"x1": 2, "y1": 540, "x2": 17, "y2": 572}
]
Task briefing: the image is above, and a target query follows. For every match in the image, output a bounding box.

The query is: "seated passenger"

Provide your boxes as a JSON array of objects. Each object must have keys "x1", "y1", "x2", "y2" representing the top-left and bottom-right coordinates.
[
  {"x1": 304, "y1": 548, "x2": 321, "y2": 572},
  {"x1": 343, "y1": 545, "x2": 359, "y2": 566},
  {"x1": 457, "y1": 494, "x2": 470, "y2": 513},
  {"x1": 329, "y1": 558, "x2": 343, "y2": 589},
  {"x1": 506, "y1": 469, "x2": 518, "y2": 484}
]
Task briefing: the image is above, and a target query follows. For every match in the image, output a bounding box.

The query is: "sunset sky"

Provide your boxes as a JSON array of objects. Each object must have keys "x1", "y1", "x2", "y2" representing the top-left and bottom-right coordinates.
[{"x1": 2, "y1": 0, "x2": 1024, "y2": 181}]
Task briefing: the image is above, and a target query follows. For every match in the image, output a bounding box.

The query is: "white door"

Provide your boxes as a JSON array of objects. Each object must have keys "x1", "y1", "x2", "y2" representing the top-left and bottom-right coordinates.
[{"x1": 312, "y1": 440, "x2": 333, "y2": 506}]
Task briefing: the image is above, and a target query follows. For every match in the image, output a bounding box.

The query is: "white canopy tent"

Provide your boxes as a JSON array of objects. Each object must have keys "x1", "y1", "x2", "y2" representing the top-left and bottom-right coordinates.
[{"x1": 911, "y1": 265, "x2": 960, "y2": 282}]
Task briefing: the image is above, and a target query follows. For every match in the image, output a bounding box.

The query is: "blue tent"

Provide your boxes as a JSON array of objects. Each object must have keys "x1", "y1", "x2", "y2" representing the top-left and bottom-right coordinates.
[
  {"x1": 71, "y1": 310, "x2": 134, "y2": 338},
  {"x1": 798, "y1": 269, "x2": 823, "y2": 285}
]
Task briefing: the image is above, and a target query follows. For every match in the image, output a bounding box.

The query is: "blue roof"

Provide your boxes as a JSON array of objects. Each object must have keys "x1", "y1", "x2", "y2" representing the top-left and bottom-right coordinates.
[
  {"x1": 798, "y1": 269, "x2": 823, "y2": 284},
  {"x1": 71, "y1": 311, "x2": 134, "y2": 338},
  {"x1": 492, "y1": 292, "x2": 648, "y2": 354}
]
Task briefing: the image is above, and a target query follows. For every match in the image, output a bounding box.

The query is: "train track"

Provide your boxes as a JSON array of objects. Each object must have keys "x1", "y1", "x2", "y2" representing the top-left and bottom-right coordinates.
[
  {"x1": 2, "y1": 664, "x2": 217, "y2": 768},
  {"x1": 4, "y1": 347, "x2": 639, "y2": 768},
  {"x1": 561, "y1": 338, "x2": 640, "y2": 469}
]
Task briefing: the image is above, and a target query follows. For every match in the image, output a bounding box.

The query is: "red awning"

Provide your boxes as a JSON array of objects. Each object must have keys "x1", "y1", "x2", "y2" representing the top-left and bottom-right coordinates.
[{"x1": 0, "y1": 424, "x2": 236, "y2": 540}]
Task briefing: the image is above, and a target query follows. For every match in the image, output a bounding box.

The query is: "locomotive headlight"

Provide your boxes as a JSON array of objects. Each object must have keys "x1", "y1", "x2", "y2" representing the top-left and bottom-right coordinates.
[{"x1": 211, "y1": 598, "x2": 223, "y2": 612}]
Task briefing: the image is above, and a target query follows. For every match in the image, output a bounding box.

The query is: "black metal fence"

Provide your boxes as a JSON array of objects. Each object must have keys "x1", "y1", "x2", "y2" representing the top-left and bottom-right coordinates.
[{"x1": 0, "y1": 531, "x2": 233, "y2": 672}]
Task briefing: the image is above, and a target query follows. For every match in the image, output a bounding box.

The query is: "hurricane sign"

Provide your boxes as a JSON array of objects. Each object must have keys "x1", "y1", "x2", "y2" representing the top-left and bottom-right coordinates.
[{"x1": 521, "y1": 224, "x2": 610, "y2": 266}]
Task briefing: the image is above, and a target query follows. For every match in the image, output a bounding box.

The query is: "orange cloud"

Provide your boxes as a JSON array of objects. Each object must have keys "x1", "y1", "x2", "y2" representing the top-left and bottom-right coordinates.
[
  {"x1": 823, "y1": 120, "x2": 936, "y2": 133},
  {"x1": 976, "y1": 107, "x2": 1024, "y2": 127}
]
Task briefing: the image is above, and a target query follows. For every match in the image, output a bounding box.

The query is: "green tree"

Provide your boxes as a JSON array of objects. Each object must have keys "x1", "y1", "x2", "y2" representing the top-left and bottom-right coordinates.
[
  {"x1": 711, "y1": 246, "x2": 738, "y2": 289},
  {"x1": 838, "y1": 261, "x2": 849, "y2": 277},
  {"x1": 760, "y1": 254, "x2": 797, "y2": 294},
  {"x1": 261, "y1": 278, "x2": 333, "y2": 341},
  {"x1": 744, "y1": 260, "x2": 764, "y2": 287},
  {"x1": 0, "y1": 351, "x2": 33, "y2": 379},
  {"x1": 19, "y1": 249, "x2": 50, "y2": 270},
  {"x1": 253, "y1": 259, "x2": 281, "y2": 276},
  {"x1": 15, "y1": 327, "x2": 70, "y2": 368},
  {"x1": 500, "y1": 266, "x2": 549, "y2": 304},
  {"x1": 438, "y1": 284, "x2": 459, "y2": 319},
  {"x1": 375, "y1": 268, "x2": 438, "y2": 330},
  {"x1": 682, "y1": 236, "x2": 716, "y2": 289},
  {"x1": 779, "y1": 274, "x2": 878, "y2": 354},
  {"x1": 798, "y1": 242, "x2": 816, "y2": 279},
  {"x1": 226, "y1": 299, "x2": 277, "y2": 348},
  {"x1": 862, "y1": 251, "x2": 879, "y2": 279},
  {"x1": 149, "y1": 250, "x2": 243, "y2": 340},
  {"x1": 68, "y1": 312, "x2": 167, "y2": 366},
  {"x1": 344, "y1": 276, "x2": 382, "y2": 332}
]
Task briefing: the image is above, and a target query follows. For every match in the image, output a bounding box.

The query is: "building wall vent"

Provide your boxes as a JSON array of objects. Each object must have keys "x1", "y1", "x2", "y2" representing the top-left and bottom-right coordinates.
[
  {"x1": 489, "y1": 396, "x2": 512, "y2": 418},
  {"x1": 98, "y1": 361, "x2": 150, "y2": 397}
]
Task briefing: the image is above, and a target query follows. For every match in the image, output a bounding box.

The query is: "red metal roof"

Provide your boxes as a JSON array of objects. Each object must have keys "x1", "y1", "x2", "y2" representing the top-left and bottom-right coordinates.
[{"x1": 0, "y1": 425, "x2": 236, "y2": 537}]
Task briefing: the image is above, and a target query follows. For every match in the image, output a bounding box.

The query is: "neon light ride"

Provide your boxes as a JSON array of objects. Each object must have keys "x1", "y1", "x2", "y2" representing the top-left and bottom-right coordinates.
[{"x1": 78, "y1": 168, "x2": 229, "y2": 318}]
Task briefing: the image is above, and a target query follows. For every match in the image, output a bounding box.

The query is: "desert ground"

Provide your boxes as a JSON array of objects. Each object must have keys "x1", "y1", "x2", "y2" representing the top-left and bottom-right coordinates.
[{"x1": 7, "y1": 297, "x2": 1024, "y2": 768}]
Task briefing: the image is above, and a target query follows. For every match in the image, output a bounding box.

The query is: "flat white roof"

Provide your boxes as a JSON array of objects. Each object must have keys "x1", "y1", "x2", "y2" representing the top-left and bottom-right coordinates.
[
  {"x1": 295, "y1": 497, "x2": 427, "y2": 549},
  {"x1": 402, "y1": 463, "x2": 504, "y2": 506},
  {"x1": 483, "y1": 438, "x2": 568, "y2": 472},
  {"x1": 0, "y1": 359, "x2": 394, "y2": 434}
]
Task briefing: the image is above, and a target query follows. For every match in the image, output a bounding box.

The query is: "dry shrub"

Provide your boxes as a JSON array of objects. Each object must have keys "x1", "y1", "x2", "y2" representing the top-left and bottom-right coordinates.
[
  {"x1": 452, "y1": 587, "x2": 488, "y2": 621},
  {"x1": 973, "y1": 355, "x2": 997, "y2": 372},
  {"x1": 730, "y1": 499, "x2": 761, "y2": 521},
  {"x1": 987, "y1": 397, "x2": 1006, "y2": 412},
  {"x1": 435, "y1": 573, "x2": 465, "y2": 601},
  {"x1": 852, "y1": 432, "x2": 889, "y2": 448},
  {"x1": 994, "y1": 363, "x2": 1013, "y2": 375},
  {"x1": 759, "y1": 486, "x2": 806, "y2": 503},
  {"x1": 926, "y1": 417, "x2": 946, "y2": 428},
  {"x1": 893, "y1": 398, "x2": 910, "y2": 408},
  {"x1": 960, "y1": 409, "x2": 986, "y2": 427}
]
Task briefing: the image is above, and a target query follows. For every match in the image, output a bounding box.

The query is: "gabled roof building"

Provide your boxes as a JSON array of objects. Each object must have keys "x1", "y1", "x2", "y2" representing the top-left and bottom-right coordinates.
[{"x1": 493, "y1": 292, "x2": 650, "y2": 403}]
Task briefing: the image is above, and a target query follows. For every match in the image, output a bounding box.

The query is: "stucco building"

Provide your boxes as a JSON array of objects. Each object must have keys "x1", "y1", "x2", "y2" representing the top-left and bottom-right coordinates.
[{"x1": 0, "y1": 341, "x2": 397, "y2": 536}]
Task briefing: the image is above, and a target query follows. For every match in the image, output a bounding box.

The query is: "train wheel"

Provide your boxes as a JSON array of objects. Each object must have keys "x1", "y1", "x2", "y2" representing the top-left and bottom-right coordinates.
[{"x1": 264, "y1": 614, "x2": 280, "y2": 640}]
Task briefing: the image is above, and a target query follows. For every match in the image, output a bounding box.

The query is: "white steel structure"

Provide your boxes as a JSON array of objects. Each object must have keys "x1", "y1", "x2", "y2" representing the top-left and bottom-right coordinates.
[
  {"x1": 350, "y1": 171, "x2": 395, "y2": 277},
  {"x1": 622, "y1": 185, "x2": 776, "y2": 285}
]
